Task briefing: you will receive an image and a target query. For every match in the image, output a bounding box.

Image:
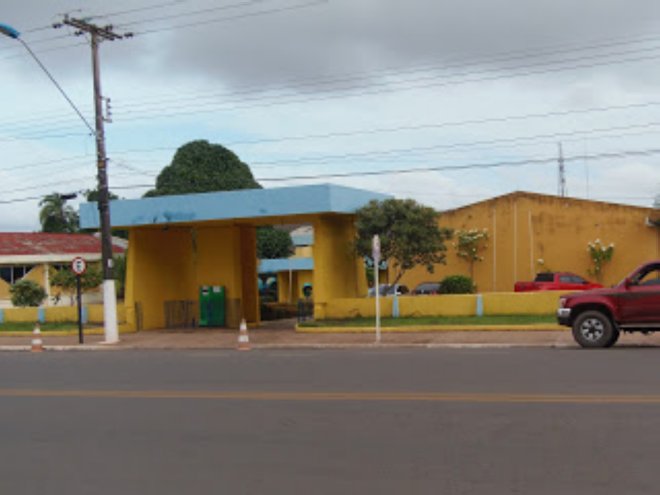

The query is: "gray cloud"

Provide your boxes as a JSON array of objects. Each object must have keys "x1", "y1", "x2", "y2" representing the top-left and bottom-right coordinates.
[
  {"x1": 151, "y1": 0, "x2": 660, "y2": 90},
  {"x1": 7, "y1": 0, "x2": 660, "y2": 92}
]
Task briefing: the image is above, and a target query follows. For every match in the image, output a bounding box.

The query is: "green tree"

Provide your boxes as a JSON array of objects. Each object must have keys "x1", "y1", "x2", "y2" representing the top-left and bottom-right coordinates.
[
  {"x1": 84, "y1": 188, "x2": 119, "y2": 202},
  {"x1": 143, "y1": 139, "x2": 282, "y2": 256},
  {"x1": 439, "y1": 275, "x2": 475, "y2": 294},
  {"x1": 144, "y1": 140, "x2": 261, "y2": 197},
  {"x1": 82, "y1": 189, "x2": 128, "y2": 239},
  {"x1": 256, "y1": 226, "x2": 294, "y2": 259},
  {"x1": 39, "y1": 194, "x2": 79, "y2": 233},
  {"x1": 10, "y1": 280, "x2": 47, "y2": 307},
  {"x1": 50, "y1": 265, "x2": 103, "y2": 306},
  {"x1": 354, "y1": 199, "x2": 452, "y2": 285}
]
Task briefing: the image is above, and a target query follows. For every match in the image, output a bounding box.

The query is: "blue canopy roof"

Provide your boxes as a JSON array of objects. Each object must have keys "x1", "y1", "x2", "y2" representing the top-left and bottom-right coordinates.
[
  {"x1": 79, "y1": 184, "x2": 391, "y2": 229},
  {"x1": 259, "y1": 257, "x2": 314, "y2": 274}
]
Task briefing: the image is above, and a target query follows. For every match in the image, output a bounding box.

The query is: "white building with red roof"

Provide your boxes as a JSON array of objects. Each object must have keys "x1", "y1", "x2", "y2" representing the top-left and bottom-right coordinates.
[{"x1": 0, "y1": 233, "x2": 125, "y2": 307}]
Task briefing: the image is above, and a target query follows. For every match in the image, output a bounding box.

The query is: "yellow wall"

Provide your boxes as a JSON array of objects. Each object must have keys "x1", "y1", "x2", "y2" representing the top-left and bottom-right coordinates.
[
  {"x1": 483, "y1": 291, "x2": 559, "y2": 315},
  {"x1": 87, "y1": 304, "x2": 126, "y2": 324},
  {"x1": 322, "y1": 292, "x2": 559, "y2": 319},
  {"x1": 44, "y1": 306, "x2": 77, "y2": 322},
  {"x1": 0, "y1": 264, "x2": 47, "y2": 303},
  {"x1": 125, "y1": 227, "x2": 195, "y2": 331},
  {"x1": 125, "y1": 224, "x2": 259, "y2": 331},
  {"x1": 399, "y1": 193, "x2": 660, "y2": 292},
  {"x1": 3, "y1": 308, "x2": 38, "y2": 322},
  {"x1": 313, "y1": 215, "x2": 368, "y2": 318},
  {"x1": 294, "y1": 246, "x2": 313, "y2": 258},
  {"x1": 1, "y1": 305, "x2": 127, "y2": 323},
  {"x1": 0, "y1": 263, "x2": 105, "y2": 305},
  {"x1": 24, "y1": 264, "x2": 46, "y2": 288},
  {"x1": 277, "y1": 269, "x2": 313, "y2": 303}
]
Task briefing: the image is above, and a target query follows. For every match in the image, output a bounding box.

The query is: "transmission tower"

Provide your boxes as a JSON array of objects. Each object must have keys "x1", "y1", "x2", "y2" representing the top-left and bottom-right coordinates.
[{"x1": 558, "y1": 142, "x2": 566, "y2": 197}]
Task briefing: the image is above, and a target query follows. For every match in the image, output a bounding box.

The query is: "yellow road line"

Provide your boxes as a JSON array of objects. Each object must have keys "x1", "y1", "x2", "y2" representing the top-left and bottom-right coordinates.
[{"x1": 1, "y1": 389, "x2": 660, "y2": 404}]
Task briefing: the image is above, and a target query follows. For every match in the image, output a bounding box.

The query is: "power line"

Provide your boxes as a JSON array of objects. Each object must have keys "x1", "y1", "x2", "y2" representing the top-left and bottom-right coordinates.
[
  {"x1": 2, "y1": 146, "x2": 658, "y2": 205},
  {"x1": 133, "y1": 0, "x2": 328, "y2": 36},
  {"x1": 6, "y1": 26, "x2": 660, "y2": 132},
  {"x1": 7, "y1": 115, "x2": 659, "y2": 177},
  {"x1": 88, "y1": 0, "x2": 192, "y2": 21},
  {"x1": 109, "y1": 38, "x2": 660, "y2": 113},
  {"x1": 5, "y1": 103, "x2": 660, "y2": 179},
  {"x1": 254, "y1": 147, "x2": 660, "y2": 182},
  {"x1": 113, "y1": 50, "x2": 660, "y2": 122},
  {"x1": 108, "y1": 99, "x2": 660, "y2": 155},
  {"x1": 245, "y1": 120, "x2": 660, "y2": 168},
  {"x1": 119, "y1": 0, "x2": 276, "y2": 28}
]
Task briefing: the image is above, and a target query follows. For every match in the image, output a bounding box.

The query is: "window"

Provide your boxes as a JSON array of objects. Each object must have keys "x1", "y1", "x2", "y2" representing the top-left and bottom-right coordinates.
[
  {"x1": 637, "y1": 266, "x2": 660, "y2": 286},
  {"x1": 0, "y1": 265, "x2": 36, "y2": 284}
]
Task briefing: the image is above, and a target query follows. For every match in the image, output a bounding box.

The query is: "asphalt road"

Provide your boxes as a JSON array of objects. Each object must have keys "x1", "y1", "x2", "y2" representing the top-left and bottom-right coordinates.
[{"x1": 1, "y1": 348, "x2": 660, "y2": 494}]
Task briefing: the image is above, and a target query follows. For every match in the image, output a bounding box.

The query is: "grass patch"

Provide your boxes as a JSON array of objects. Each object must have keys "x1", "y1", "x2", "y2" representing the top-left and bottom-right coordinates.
[
  {"x1": 0, "y1": 322, "x2": 102, "y2": 333},
  {"x1": 299, "y1": 314, "x2": 557, "y2": 328}
]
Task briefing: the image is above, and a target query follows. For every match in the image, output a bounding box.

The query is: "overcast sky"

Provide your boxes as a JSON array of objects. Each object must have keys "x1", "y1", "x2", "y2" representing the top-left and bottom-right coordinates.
[{"x1": 1, "y1": 0, "x2": 659, "y2": 231}]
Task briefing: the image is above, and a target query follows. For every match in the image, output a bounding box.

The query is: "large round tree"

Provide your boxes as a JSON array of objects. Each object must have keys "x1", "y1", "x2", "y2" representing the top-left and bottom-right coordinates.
[
  {"x1": 144, "y1": 140, "x2": 292, "y2": 258},
  {"x1": 144, "y1": 140, "x2": 261, "y2": 197}
]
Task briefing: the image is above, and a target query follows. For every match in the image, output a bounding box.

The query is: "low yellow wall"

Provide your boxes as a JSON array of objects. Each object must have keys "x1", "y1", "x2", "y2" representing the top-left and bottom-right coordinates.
[
  {"x1": 87, "y1": 304, "x2": 126, "y2": 324},
  {"x1": 45, "y1": 307, "x2": 78, "y2": 322},
  {"x1": 400, "y1": 295, "x2": 476, "y2": 317},
  {"x1": 319, "y1": 292, "x2": 559, "y2": 319},
  {"x1": 1, "y1": 305, "x2": 127, "y2": 324},
  {"x1": 323, "y1": 297, "x2": 393, "y2": 319},
  {"x1": 482, "y1": 291, "x2": 560, "y2": 315},
  {"x1": 3, "y1": 308, "x2": 39, "y2": 322}
]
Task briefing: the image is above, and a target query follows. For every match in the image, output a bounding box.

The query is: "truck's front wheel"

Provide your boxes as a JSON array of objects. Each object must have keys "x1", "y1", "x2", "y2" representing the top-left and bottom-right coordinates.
[{"x1": 572, "y1": 310, "x2": 619, "y2": 348}]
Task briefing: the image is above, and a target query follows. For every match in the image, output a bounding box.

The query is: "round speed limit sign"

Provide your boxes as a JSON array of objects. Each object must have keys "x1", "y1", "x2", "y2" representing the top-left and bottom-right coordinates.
[{"x1": 71, "y1": 257, "x2": 87, "y2": 275}]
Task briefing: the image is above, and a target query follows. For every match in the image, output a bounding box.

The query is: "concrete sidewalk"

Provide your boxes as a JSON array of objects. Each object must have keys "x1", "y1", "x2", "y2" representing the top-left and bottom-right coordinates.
[{"x1": 2, "y1": 320, "x2": 660, "y2": 351}]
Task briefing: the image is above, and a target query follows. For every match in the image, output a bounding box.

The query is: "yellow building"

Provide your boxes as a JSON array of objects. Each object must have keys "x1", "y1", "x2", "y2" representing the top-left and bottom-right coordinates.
[
  {"x1": 399, "y1": 192, "x2": 660, "y2": 293},
  {"x1": 0, "y1": 233, "x2": 124, "y2": 307}
]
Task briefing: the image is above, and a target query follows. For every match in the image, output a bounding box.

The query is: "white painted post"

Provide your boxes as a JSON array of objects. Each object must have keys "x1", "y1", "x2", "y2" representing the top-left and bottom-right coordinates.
[
  {"x1": 373, "y1": 235, "x2": 381, "y2": 344},
  {"x1": 103, "y1": 280, "x2": 119, "y2": 343}
]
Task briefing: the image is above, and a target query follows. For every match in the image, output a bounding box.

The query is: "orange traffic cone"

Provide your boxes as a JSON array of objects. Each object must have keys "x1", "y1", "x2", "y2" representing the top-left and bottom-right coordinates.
[
  {"x1": 237, "y1": 318, "x2": 250, "y2": 351},
  {"x1": 31, "y1": 323, "x2": 43, "y2": 353}
]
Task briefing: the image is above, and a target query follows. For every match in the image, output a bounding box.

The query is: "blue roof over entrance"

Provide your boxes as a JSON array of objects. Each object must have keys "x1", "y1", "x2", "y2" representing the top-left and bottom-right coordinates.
[
  {"x1": 79, "y1": 184, "x2": 391, "y2": 229},
  {"x1": 259, "y1": 257, "x2": 314, "y2": 274}
]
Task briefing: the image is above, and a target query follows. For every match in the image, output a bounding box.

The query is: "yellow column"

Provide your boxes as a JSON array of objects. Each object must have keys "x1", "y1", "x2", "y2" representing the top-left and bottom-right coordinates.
[{"x1": 313, "y1": 214, "x2": 367, "y2": 319}]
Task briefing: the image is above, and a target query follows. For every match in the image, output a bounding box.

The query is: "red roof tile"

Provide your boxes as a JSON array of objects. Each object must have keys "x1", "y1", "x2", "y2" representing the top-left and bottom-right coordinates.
[{"x1": 0, "y1": 233, "x2": 125, "y2": 257}]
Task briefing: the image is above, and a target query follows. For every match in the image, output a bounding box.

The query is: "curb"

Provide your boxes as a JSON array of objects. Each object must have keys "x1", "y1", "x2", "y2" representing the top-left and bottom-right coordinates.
[
  {"x1": 296, "y1": 324, "x2": 566, "y2": 333},
  {"x1": 0, "y1": 345, "x2": 120, "y2": 352},
  {"x1": 0, "y1": 342, "x2": 573, "y2": 352}
]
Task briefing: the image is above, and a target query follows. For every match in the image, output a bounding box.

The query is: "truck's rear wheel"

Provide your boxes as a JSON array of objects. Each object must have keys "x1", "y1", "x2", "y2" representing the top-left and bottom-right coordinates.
[{"x1": 572, "y1": 311, "x2": 619, "y2": 348}]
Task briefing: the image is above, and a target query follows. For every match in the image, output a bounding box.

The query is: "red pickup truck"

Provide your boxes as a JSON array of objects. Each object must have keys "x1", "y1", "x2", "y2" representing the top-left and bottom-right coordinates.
[
  {"x1": 557, "y1": 261, "x2": 660, "y2": 348},
  {"x1": 514, "y1": 272, "x2": 602, "y2": 292}
]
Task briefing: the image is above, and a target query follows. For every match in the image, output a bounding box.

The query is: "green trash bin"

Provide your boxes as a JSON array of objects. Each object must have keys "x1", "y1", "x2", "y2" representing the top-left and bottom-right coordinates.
[{"x1": 199, "y1": 285, "x2": 225, "y2": 327}]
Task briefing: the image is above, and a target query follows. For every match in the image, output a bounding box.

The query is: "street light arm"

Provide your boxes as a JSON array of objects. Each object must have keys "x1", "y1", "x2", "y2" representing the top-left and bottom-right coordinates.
[
  {"x1": 0, "y1": 22, "x2": 96, "y2": 136},
  {"x1": 0, "y1": 23, "x2": 20, "y2": 39}
]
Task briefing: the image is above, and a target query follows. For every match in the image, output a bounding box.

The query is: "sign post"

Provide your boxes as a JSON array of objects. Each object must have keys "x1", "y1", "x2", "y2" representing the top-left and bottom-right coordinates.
[
  {"x1": 372, "y1": 235, "x2": 381, "y2": 344},
  {"x1": 71, "y1": 257, "x2": 87, "y2": 344}
]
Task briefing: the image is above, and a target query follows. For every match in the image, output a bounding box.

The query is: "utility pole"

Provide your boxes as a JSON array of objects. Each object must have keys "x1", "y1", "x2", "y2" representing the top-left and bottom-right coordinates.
[
  {"x1": 56, "y1": 16, "x2": 131, "y2": 343},
  {"x1": 557, "y1": 142, "x2": 566, "y2": 198}
]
